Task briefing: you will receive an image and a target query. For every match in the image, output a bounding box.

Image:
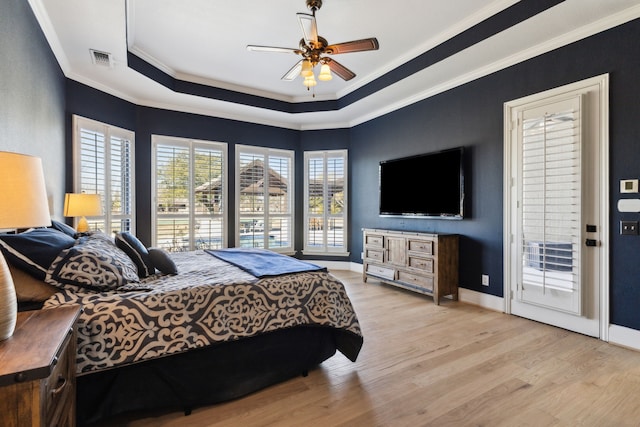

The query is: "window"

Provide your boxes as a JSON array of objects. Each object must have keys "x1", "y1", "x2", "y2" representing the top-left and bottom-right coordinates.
[
  {"x1": 152, "y1": 136, "x2": 227, "y2": 252},
  {"x1": 236, "y1": 145, "x2": 293, "y2": 252},
  {"x1": 303, "y1": 150, "x2": 348, "y2": 255},
  {"x1": 72, "y1": 116, "x2": 135, "y2": 234}
]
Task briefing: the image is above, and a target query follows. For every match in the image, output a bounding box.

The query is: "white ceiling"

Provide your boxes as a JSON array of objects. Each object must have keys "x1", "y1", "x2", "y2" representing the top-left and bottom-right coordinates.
[{"x1": 29, "y1": 0, "x2": 640, "y2": 130}]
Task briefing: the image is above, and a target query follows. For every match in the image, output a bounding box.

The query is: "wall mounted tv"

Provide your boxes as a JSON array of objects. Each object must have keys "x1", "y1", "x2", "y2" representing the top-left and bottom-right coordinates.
[{"x1": 379, "y1": 147, "x2": 464, "y2": 219}]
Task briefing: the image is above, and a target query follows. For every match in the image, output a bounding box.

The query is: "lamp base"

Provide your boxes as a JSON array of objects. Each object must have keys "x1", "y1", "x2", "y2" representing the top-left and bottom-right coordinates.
[
  {"x1": 77, "y1": 216, "x2": 90, "y2": 233},
  {"x1": 0, "y1": 252, "x2": 17, "y2": 341}
]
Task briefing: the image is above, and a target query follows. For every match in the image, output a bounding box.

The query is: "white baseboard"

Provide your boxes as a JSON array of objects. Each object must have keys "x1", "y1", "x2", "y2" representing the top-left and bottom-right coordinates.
[
  {"x1": 458, "y1": 288, "x2": 504, "y2": 312},
  {"x1": 608, "y1": 324, "x2": 640, "y2": 351}
]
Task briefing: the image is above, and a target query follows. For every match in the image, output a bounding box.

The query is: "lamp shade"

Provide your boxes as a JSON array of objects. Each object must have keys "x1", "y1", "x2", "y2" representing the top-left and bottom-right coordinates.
[
  {"x1": 63, "y1": 193, "x2": 102, "y2": 217},
  {"x1": 0, "y1": 152, "x2": 51, "y2": 341},
  {"x1": 64, "y1": 193, "x2": 102, "y2": 233},
  {"x1": 0, "y1": 152, "x2": 51, "y2": 229}
]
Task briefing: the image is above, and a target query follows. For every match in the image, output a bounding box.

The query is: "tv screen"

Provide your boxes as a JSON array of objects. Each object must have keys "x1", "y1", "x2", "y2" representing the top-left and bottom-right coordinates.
[{"x1": 379, "y1": 147, "x2": 464, "y2": 218}]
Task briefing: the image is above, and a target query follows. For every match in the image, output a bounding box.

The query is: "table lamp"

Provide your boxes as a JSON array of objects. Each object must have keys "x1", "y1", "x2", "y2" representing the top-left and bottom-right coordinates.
[
  {"x1": 0, "y1": 152, "x2": 51, "y2": 340},
  {"x1": 63, "y1": 193, "x2": 102, "y2": 233}
]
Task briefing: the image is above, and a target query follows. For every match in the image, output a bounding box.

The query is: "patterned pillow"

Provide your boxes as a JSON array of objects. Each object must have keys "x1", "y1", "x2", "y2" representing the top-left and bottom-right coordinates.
[
  {"x1": 45, "y1": 234, "x2": 139, "y2": 292},
  {"x1": 115, "y1": 232, "x2": 155, "y2": 278},
  {"x1": 0, "y1": 228, "x2": 76, "y2": 280}
]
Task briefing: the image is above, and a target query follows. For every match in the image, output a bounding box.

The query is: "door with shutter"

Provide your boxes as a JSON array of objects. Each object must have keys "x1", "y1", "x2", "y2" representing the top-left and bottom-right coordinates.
[{"x1": 504, "y1": 75, "x2": 608, "y2": 338}]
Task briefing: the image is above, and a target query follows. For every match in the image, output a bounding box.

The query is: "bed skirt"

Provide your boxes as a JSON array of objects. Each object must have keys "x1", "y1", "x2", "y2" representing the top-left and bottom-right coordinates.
[{"x1": 77, "y1": 326, "x2": 342, "y2": 425}]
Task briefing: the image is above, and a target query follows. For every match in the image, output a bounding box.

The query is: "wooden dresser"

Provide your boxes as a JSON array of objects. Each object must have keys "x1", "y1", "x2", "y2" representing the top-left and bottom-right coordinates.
[
  {"x1": 363, "y1": 228, "x2": 459, "y2": 304},
  {"x1": 0, "y1": 305, "x2": 81, "y2": 427}
]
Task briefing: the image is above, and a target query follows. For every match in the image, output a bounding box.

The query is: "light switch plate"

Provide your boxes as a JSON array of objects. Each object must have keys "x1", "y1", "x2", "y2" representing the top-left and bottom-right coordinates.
[{"x1": 620, "y1": 179, "x2": 639, "y2": 193}]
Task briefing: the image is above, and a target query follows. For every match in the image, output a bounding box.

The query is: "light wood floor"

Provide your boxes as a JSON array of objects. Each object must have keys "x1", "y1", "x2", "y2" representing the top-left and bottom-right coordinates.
[{"x1": 106, "y1": 270, "x2": 640, "y2": 426}]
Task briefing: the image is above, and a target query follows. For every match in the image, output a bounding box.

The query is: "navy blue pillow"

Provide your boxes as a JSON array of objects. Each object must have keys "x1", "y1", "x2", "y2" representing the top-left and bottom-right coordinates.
[
  {"x1": 148, "y1": 247, "x2": 177, "y2": 275},
  {"x1": 115, "y1": 232, "x2": 155, "y2": 278},
  {"x1": 0, "y1": 228, "x2": 76, "y2": 280},
  {"x1": 49, "y1": 219, "x2": 78, "y2": 238}
]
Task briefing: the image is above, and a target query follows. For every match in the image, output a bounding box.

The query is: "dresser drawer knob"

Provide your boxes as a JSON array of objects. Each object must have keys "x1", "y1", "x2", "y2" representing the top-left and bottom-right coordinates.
[
  {"x1": 14, "y1": 372, "x2": 27, "y2": 383},
  {"x1": 51, "y1": 375, "x2": 67, "y2": 396}
]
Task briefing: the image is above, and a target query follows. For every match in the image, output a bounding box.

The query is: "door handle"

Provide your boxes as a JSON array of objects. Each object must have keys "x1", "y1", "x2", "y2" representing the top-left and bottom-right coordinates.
[{"x1": 585, "y1": 239, "x2": 598, "y2": 247}]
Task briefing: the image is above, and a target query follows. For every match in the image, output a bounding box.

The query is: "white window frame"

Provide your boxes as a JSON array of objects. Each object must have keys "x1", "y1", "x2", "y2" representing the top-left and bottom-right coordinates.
[
  {"x1": 235, "y1": 144, "x2": 294, "y2": 253},
  {"x1": 72, "y1": 115, "x2": 135, "y2": 234},
  {"x1": 303, "y1": 149, "x2": 349, "y2": 256},
  {"x1": 151, "y1": 135, "x2": 228, "y2": 252}
]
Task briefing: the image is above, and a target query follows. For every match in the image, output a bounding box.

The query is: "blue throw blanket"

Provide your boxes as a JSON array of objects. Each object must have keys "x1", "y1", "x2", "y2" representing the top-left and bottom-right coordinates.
[{"x1": 206, "y1": 248, "x2": 326, "y2": 278}]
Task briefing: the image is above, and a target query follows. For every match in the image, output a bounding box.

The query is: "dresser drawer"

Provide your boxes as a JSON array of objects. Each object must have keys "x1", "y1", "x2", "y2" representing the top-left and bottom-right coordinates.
[
  {"x1": 408, "y1": 256, "x2": 434, "y2": 273},
  {"x1": 44, "y1": 332, "x2": 74, "y2": 427},
  {"x1": 365, "y1": 248, "x2": 384, "y2": 262},
  {"x1": 0, "y1": 306, "x2": 80, "y2": 427},
  {"x1": 365, "y1": 234, "x2": 384, "y2": 247},
  {"x1": 398, "y1": 271, "x2": 434, "y2": 291},
  {"x1": 408, "y1": 239, "x2": 433, "y2": 255},
  {"x1": 366, "y1": 264, "x2": 395, "y2": 280}
]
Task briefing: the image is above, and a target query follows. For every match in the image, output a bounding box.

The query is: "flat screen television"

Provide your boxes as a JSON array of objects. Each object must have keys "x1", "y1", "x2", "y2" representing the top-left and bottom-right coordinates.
[{"x1": 379, "y1": 147, "x2": 464, "y2": 219}]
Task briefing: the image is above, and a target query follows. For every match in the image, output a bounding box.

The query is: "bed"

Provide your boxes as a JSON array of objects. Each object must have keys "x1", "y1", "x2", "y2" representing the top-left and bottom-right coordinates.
[{"x1": 0, "y1": 224, "x2": 363, "y2": 426}]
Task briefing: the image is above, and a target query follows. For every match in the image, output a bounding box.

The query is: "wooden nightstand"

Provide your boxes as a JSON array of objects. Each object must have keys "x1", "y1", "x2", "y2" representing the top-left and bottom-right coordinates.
[{"x1": 0, "y1": 305, "x2": 81, "y2": 427}]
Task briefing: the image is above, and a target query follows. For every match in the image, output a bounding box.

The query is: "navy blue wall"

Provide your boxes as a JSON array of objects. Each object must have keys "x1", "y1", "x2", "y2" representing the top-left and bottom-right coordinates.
[
  {"x1": 350, "y1": 18, "x2": 640, "y2": 330},
  {"x1": 62, "y1": 19, "x2": 640, "y2": 331},
  {"x1": 0, "y1": 0, "x2": 66, "y2": 216}
]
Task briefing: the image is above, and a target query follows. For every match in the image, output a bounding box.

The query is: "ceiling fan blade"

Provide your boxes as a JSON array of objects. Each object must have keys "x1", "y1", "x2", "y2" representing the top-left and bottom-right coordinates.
[
  {"x1": 326, "y1": 38, "x2": 379, "y2": 55},
  {"x1": 297, "y1": 13, "x2": 318, "y2": 44},
  {"x1": 246, "y1": 45, "x2": 301, "y2": 54},
  {"x1": 282, "y1": 60, "x2": 303, "y2": 81},
  {"x1": 326, "y1": 59, "x2": 356, "y2": 81}
]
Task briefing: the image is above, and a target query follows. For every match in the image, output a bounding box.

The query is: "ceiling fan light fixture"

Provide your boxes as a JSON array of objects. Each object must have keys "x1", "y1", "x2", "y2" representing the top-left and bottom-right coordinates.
[
  {"x1": 318, "y1": 63, "x2": 332, "y2": 81},
  {"x1": 247, "y1": 0, "x2": 379, "y2": 94},
  {"x1": 300, "y1": 60, "x2": 314, "y2": 77},
  {"x1": 303, "y1": 74, "x2": 317, "y2": 87}
]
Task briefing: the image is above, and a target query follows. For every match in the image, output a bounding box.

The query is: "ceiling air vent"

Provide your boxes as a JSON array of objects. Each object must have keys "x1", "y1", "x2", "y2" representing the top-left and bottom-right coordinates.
[{"x1": 90, "y1": 49, "x2": 114, "y2": 68}]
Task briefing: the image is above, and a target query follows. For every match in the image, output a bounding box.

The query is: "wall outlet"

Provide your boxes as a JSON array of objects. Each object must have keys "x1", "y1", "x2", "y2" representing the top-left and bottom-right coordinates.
[
  {"x1": 482, "y1": 274, "x2": 490, "y2": 286},
  {"x1": 621, "y1": 221, "x2": 638, "y2": 235}
]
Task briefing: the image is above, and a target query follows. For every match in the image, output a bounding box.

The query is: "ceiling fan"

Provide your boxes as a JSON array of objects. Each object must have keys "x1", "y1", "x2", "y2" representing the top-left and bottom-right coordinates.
[{"x1": 246, "y1": 0, "x2": 379, "y2": 89}]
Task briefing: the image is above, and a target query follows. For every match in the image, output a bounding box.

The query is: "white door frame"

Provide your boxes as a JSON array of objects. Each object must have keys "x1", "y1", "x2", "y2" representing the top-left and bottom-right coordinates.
[{"x1": 503, "y1": 74, "x2": 610, "y2": 341}]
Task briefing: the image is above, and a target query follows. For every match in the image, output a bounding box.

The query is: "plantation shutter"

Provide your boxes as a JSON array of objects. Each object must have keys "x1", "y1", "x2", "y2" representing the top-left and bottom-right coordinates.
[
  {"x1": 153, "y1": 137, "x2": 226, "y2": 251},
  {"x1": 518, "y1": 95, "x2": 583, "y2": 315},
  {"x1": 326, "y1": 153, "x2": 345, "y2": 249},
  {"x1": 236, "y1": 146, "x2": 293, "y2": 251},
  {"x1": 74, "y1": 116, "x2": 135, "y2": 234},
  {"x1": 267, "y1": 154, "x2": 292, "y2": 249},
  {"x1": 109, "y1": 134, "x2": 133, "y2": 232},
  {"x1": 155, "y1": 143, "x2": 190, "y2": 251},
  {"x1": 304, "y1": 150, "x2": 347, "y2": 254},
  {"x1": 193, "y1": 145, "x2": 225, "y2": 250}
]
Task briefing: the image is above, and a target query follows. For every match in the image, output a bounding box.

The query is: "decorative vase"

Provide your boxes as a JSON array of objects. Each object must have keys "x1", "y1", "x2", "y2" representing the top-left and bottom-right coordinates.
[{"x1": 0, "y1": 254, "x2": 17, "y2": 341}]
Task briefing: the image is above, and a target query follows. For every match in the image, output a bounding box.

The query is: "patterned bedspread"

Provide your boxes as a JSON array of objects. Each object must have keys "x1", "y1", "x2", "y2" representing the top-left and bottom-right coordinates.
[{"x1": 43, "y1": 251, "x2": 363, "y2": 374}]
